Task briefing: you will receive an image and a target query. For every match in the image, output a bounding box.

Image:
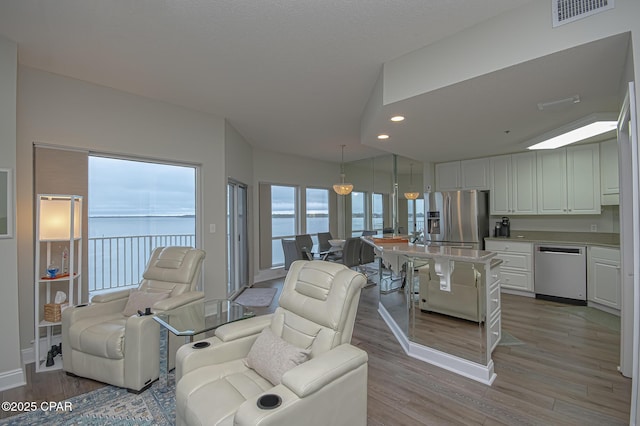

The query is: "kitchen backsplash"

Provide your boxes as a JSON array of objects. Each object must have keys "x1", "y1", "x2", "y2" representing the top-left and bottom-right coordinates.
[{"x1": 490, "y1": 205, "x2": 619, "y2": 234}]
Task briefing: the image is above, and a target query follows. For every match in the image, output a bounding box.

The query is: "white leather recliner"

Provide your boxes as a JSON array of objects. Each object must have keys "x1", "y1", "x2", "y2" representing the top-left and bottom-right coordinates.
[
  {"x1": 62, "y1": 246, "x2": 205, "y2": 392},
  {"x1": 175, "y1": 260, "x2": 368, "y2": 426}
]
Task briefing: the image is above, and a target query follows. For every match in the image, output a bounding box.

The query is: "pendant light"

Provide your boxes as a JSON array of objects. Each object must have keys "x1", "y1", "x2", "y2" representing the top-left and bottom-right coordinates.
[
  {"x1": 333, "y1": 145, "x2": 353, "y2": 196},
  {"x1": 404, "y1": 163, "x2": 420, "y2": 200}
]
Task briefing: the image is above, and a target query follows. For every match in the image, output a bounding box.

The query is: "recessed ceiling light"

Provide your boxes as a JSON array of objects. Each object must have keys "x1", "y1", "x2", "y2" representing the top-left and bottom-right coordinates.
[
  {"x1": 390, "y1": 116, "x2": 405, "y2": 122},
  {"x1": 377, "y1": 134, "x2": 390, "y2": 140}
]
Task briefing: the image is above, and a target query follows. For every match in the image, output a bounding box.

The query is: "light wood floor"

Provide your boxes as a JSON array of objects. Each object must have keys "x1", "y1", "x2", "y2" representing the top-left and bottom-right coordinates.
[{"x1": 2, "y1": 278, "x2": 631, "y2": 425}]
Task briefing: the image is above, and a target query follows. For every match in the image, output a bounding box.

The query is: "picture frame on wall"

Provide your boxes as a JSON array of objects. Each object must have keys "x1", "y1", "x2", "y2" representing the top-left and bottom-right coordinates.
[{"x1": 0, "y1": 168, "x2": 13, "y2": 238}]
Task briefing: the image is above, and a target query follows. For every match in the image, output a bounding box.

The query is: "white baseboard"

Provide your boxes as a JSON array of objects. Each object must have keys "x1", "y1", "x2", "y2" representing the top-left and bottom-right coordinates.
[
  {"x1": 378, "y1": 302, "x2": 496, "y2": 385},
  {"x1": 21, "y1": 335, "x2": 62, "y2": 365},
  {"x1": 0, "y1": 368, "x2": 26, "y2": 391}
]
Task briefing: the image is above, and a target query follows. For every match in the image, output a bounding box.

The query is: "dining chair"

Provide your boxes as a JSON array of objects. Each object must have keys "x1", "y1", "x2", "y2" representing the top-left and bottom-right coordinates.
[
  {"x1": 295, "y1": 234, "x2": 315, "y2": 260},
  {"x1": 317, "y1": 232, "x2": 333, "y2": 252},
  {"x1": 341, "y1": 237, "x2": 362, "y2": 269},
  {"x1": 282, "y1": 239, "x2": 302, "y2": 270}
]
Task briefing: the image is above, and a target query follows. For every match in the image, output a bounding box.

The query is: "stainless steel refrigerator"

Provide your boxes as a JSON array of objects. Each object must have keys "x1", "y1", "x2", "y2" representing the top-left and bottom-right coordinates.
[{"x1": 423, "y1": 190, "x2": 489, "y2": 250}]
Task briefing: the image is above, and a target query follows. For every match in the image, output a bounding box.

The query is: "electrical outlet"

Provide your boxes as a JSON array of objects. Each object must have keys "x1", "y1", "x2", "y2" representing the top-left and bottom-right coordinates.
[{"x1": 590, "y1": 224, "x2": 597, "y2": 232}]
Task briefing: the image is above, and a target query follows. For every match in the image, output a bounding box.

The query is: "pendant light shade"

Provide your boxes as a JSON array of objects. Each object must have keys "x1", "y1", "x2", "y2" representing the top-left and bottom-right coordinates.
[
  {"x1": 333, "y1": 145, "x2": 353, "y2": 196},
  {"x1": 404, "y1": 163, "x2": 420, "y2": 200}
]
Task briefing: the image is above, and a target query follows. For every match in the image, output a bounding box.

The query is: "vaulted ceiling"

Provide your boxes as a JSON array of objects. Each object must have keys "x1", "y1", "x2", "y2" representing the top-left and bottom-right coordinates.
[{"x1": 0, "y1": 1, "x2": 626, "y2": 167}]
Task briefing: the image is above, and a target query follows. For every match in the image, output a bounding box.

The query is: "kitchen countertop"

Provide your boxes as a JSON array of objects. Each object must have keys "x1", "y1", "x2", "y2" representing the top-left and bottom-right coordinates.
[
  {"x1": 363, "y1": 236, "x2": 497, "y2": 262},
  {"x1": 485, "y1": 231, "x2": 619, "y2": 248}
]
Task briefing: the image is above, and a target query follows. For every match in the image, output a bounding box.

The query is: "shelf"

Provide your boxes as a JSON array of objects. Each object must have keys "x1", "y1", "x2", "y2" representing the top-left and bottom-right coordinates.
[
  {"x1": 39, "y1": 320, "x2": 62, "y2": 327},
  {"x1": 38, "y1": 357, "x2": 63, "y2": 372},
  {"x1": 38, "y1": 272, "x2": 80, "y2": 282},
  {"x1": 35, "y1": 194, "x2": 83, "y2": 373}
]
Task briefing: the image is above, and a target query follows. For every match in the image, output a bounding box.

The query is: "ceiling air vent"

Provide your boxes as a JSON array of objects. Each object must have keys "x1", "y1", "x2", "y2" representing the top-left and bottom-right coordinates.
[{"x1": 552, "y1": 0, "x2": 614, "y2": 27}]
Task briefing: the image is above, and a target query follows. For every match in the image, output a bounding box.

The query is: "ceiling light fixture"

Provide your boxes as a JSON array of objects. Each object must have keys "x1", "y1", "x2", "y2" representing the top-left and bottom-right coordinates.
[
  {"x1": 377, "y1": 134, "x2": 389, "y2": 140},
  {"x1": 390, "y1": 115, "x2": 405, "y2": 122},
  {"x1": 527, "y1": 113, "x2": 617, "y2": 150},
  {"x1": 404, "y1": 163, "x2": 420, "y2": 200},
  {"x1": 333, "y1": 144, "x2": 353, "y2": 196}
]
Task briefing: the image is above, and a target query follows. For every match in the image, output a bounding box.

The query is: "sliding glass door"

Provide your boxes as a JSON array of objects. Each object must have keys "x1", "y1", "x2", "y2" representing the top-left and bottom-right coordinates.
[{"x1": 227, "y1": 180, "x2": 248, "y2": 297}]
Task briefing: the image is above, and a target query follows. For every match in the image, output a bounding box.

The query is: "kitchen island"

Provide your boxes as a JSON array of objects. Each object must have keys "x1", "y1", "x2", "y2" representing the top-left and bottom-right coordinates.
[{"x1": 362, "y1": 237, "x2": 502, "y2": 385}]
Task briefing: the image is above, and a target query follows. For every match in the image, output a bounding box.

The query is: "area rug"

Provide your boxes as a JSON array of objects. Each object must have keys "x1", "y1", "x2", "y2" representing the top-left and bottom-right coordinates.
[
  {"x1": 499, "y1": 331, "x2": 525, "y2": 346},
  {"x1": 234, "y1": 287, "x2": 277, "y2": 307},
  {"x1": 559, "y1": 305, "x2": 621, "y2": 332},
  {"x1": 0, "y1": 374, "x2": 176, "y2": 426}
]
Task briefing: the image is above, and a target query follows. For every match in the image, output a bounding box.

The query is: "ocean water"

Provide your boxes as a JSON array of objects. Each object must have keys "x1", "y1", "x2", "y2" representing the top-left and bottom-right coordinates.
[
  {"x1": 88, "y1": 216, "x2": 196, "y2": 291},
  {"x1": 89, "y1": 216, "x2": 195, "y2": 238}
]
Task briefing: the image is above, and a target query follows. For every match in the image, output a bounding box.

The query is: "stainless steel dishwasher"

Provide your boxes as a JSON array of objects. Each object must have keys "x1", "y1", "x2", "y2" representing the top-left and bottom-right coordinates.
[{"x1": 534, "y1": 244, "x2": 587, "y2": 304}]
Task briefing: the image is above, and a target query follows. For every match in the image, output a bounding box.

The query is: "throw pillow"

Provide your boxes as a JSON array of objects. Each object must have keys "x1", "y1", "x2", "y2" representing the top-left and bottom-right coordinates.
[
  {"x1": 122, "y1": 289, "x2": 169, "y2": 316},
  {"x1": 244, "y1": 327, "x2": 310, "y2": 385}
]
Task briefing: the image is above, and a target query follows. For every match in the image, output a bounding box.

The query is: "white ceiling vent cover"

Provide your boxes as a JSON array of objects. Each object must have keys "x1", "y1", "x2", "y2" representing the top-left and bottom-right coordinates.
[{"x1": 552, "y1": 0, "x2": 614, "y2": 27}]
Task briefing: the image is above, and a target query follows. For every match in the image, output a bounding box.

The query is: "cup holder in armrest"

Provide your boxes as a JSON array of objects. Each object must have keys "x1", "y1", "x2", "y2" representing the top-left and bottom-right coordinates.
[
  {"x1": 192, "y1": 341, "x2": 210, "y2": 349},
  {"x1": 257, "y1": 394, "x2": 282, "y2": 410}
]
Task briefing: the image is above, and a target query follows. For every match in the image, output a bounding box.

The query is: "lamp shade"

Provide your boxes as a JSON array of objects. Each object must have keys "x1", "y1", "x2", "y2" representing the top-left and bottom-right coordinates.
[{"x1": 39, "y1": 196, "x2": 82, "y2": 241}]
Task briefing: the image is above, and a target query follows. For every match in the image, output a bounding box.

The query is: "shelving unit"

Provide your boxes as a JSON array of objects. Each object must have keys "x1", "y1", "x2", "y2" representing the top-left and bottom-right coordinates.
[{"x1": 34, "y1": 194, "x2": 83, "y2": 372}]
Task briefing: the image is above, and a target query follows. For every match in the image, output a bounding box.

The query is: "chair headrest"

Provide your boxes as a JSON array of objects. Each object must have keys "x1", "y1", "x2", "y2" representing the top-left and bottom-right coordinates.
[{"x1": 143, "y1": 246, "x2": 205, "y2": 285}]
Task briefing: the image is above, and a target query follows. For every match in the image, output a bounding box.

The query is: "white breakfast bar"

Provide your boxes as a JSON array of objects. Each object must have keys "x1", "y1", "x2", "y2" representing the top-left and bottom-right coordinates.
[{"x1": 363, "y1": 236, "x2": 502, "y2": 385}]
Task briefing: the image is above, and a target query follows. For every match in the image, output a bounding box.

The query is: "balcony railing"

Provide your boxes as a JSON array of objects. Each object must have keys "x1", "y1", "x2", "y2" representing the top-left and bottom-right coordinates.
[{"x1": 88, "y1": 234, "x2": 196, "y2": 293}]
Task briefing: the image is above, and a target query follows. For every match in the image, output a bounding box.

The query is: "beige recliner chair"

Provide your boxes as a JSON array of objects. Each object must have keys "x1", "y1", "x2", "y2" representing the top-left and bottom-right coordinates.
[
  {"x1": 175, "y1": 260, "x2": 368, "y2": 426},
  {"x1": 62, "y1": 246, "x2": 205, "y2": 392}
]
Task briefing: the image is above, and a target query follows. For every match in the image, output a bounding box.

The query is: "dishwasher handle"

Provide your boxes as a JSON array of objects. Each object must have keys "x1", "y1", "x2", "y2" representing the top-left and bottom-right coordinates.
[{"x1": 536, "y1": 246, "x2": 583, "y2": 255}]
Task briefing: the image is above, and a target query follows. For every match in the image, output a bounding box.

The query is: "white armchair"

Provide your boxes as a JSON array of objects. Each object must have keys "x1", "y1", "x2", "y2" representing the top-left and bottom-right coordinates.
[
  {"x1": 62, "y1": 246, "x2": 205, "y2": 392},
  {"x1": 175, "y1": 260, "x2": 368, "y2": 426}
]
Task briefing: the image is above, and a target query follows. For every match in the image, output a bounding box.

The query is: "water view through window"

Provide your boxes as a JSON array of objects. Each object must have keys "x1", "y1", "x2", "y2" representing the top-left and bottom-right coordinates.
[{"x1": 88, "y1": 156, "x2": 196, "y2": 292}]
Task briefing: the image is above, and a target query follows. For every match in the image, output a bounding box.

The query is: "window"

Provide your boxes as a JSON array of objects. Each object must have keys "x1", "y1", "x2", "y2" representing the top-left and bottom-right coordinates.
[
  {"x1": 306, "y1": 188, "x2": 329, "y2": 243},
  {"x1": 88, "y1": 156, "x2": 197, "y2": 293},
  {"x1": 372, "y1": 193, "x2": 384, "y2": 232},
  {"x1": 408, "y1": 198, "x2": 425, "y2": 234},
  {"x1": 271, "y1": 185, "x2": 297, "y2": 267},
  {"x1": 351, "y1": 191, "x2": 366, "y2": 236}
]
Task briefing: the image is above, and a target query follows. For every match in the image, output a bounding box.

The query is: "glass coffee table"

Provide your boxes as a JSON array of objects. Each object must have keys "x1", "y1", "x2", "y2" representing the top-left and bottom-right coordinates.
[{"x1": 153, "y1": 299, "x2": 255, "y2": 388}]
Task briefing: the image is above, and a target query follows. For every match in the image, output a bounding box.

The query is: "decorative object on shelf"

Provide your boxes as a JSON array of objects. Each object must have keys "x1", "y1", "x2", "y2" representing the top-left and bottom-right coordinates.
[
  {"x1": 35, "y1": 194, "x2": 83, "y2": 372},
  {"x1": 333, "y1": 144, "x2": 354, "y2": 196},
  {"x1": 404, "y1": 163, "x2": 420, "y2": 200}
]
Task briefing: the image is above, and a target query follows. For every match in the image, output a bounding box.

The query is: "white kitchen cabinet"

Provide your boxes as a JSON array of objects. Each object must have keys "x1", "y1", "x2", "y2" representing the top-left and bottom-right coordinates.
[
  {"x1": 461, "y1": 158, "x2": 490, "y2": 190},
  {"x1": 489, "y1": 152, "x2": 536, "y2": 215},
  {"x1": 436, "y1": 158, "x2": 489, "y2": 191},
  {"x1": 588, "y1": 246, "x2": 620, "y2": 311},
  {"x1": 600, "y1": 139, "x2": 619, "y2": 205},
  {"x1": 435, "y1": 161, "x2": 460, "y2": 191},
  {"x1": 536, "y1": 144, "x2": 600, "y2": 214},
  {"x1": 484, "y1": 240, "x2": 534, "y2": 293}
]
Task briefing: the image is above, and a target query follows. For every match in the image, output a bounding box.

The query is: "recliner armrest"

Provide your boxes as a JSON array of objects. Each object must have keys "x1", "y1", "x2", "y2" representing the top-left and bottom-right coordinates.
[
  {"x1": 91, "y1": 289, "x2": 131, "y2": 303},
  {"x1": 63, "y1": 297, "x2": 128, "y2": 323},
  {"x1": 152, "y1": 291, "x2": 204, "y2": 311},
  {"x1": 282, "y1": 344, "x2": 368, "y2": 398},
  {"x1": 216, "y1": 314, "x2": 274, "y2": 342}
]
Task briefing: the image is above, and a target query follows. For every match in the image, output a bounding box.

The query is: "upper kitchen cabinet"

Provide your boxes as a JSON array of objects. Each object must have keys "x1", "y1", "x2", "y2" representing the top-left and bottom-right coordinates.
[
  {"x1": 435, "y1": 158, "x2": 489, "y2": 191},
  {"x1": 489, "y1": 152, "x2": 537, "y2": 215},
  {"x1": 600, "y1": 139, "x2": 619, "y2": 205},
  {"x1": 536, "y1": 144, "x2": 601, "y2": 214}
]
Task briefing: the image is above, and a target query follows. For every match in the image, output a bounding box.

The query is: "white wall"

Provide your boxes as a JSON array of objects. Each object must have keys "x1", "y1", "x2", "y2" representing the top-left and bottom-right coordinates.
[
  {"x1": 383, "y1": 1, "x2": 640, "y2": 106},
  {"x1": 225, "y1": 121, "x2": 255, "y2": 284},
  {"x1": 0, "y1": 36, "x2": 25, "y2": 390},
  {"x1": 16, "y1": 67, "x2": 228, "y2": 350}
]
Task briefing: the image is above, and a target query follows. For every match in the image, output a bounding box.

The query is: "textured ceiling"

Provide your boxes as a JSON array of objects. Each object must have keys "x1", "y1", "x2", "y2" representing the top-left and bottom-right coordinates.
[{"x1": 0, "y1": 0, "x2": 534, "y2": 163}]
